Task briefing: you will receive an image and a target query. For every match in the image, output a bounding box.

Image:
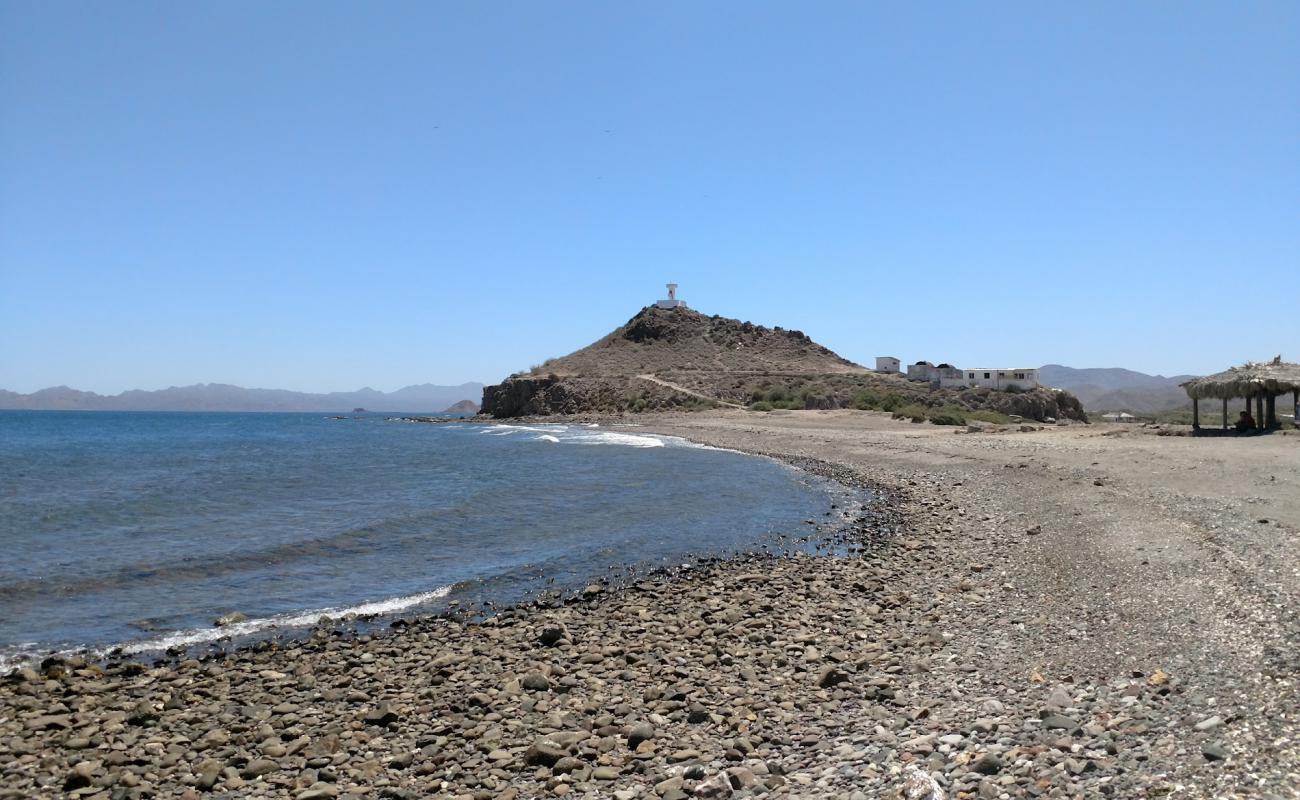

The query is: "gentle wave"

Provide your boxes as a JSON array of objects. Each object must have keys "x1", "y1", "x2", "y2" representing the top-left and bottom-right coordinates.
[
  {"x1": 478, "y1": 423, "x2": 666, "y2": 448},
  {"x1": 0, "y1": 585, "x2": 454, "y2": 672}
]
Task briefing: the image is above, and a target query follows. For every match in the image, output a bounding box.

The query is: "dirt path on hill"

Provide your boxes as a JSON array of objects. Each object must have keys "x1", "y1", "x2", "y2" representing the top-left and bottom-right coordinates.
[{"x1": 634, "y1": 374, "x2": 746, "y2": 409}]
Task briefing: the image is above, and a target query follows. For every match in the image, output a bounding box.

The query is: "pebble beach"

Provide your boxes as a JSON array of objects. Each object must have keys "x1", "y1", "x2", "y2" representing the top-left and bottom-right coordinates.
[{"x1": 3, "y1": 410, "x2": 1297, "y2": 799}]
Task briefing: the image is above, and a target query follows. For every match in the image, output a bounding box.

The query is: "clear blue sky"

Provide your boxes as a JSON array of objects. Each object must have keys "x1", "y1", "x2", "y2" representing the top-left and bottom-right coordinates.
[{"x1": 2, "y1": 2, "x2": 1296, "y2": 393}]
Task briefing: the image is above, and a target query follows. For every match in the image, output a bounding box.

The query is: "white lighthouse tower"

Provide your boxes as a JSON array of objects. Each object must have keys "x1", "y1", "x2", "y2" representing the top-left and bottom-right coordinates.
[{"x1": 656, "y1": 283, "x2": 687, "y2": 310}]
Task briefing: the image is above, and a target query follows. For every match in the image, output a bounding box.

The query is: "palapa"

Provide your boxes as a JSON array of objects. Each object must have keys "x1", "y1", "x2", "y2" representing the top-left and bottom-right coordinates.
[{"x1": 1182, "y1": 356, "x2": 1300, "y2": 400}]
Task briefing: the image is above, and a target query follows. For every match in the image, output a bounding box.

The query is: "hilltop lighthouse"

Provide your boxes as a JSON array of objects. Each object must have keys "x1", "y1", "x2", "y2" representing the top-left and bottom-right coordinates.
[{"x1": 656, "y1": 283, "x2": 688, "y2": 310}]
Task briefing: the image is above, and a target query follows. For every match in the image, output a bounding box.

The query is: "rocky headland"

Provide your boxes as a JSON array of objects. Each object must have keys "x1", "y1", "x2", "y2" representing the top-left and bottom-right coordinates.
[{"x1": 480, "y1": 307, "x2": 1085, "y2": 424}]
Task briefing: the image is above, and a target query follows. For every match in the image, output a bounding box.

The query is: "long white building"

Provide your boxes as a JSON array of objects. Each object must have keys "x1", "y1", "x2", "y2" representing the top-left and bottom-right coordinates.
[{"x1": 962, "y1": 368, "x2": 1040, "y2": 391}]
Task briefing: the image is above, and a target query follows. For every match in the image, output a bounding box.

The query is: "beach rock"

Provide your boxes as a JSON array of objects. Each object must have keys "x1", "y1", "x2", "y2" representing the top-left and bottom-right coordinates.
[
  {"x1": 900, "y1": 765, "x2": 946, "y2": 800},
  {"x1": 694, "y1": 772, "x2": 733, "y2": 797},
  {"x1": 1041, "y1": 713, "x2": 1078, "y2": 730},
  {"x1": 538, "y1": 624, "x2": 570, "y2": 647},
  {"x1": 526, "y1": 737, "x2": 570, "y2": 766},
  {"x1": 522, "y1": 671, "x2": 551, "y2": 691},
  {"x1": 214, "y1": 611, "x2": 247, "y2": 627},
  {"x1": 1203, "y1": 743, "x2": 1229, "y2": 762},
  {"x1": 628, "y1": 721, "x2": 656, "y2": 749},
  {"x1": 241, "y1": 758, "x2": 279, "y2": 779},
  {"x1": 362, "y1": 702, "x2": 399, "y2": 726},
  {"x1": 816, "y1": 665, "x2": 848, "y2": 688}
]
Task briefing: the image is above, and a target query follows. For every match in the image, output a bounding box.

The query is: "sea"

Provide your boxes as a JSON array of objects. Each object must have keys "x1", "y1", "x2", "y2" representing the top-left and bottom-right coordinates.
[{"x1": 0, "y1": 411, "x2": 861, "y2": 670}]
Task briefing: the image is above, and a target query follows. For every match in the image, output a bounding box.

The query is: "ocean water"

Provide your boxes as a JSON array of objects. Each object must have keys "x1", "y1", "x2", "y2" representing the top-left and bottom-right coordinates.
[{"x1": 0, "y1": 411, "x2": 857, "y2": 668}]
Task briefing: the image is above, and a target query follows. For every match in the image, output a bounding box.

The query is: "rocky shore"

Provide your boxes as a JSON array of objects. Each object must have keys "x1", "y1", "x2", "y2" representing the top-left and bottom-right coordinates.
[{"x1": 3, "y1": 410, "x2": 1296, "y2": 799}]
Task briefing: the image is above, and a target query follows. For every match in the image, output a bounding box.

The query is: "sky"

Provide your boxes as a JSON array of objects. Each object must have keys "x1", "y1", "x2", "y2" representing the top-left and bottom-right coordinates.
[{"x1": 1, "y1": 2, "x2": 1296, "y2": 394}]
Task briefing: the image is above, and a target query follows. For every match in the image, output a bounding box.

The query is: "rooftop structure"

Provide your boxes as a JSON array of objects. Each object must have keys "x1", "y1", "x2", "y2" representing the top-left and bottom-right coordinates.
[
  {"x1": 655, "y1": 283, "x2": 688, "y2": 310},
  {"x1": 1181, "y1": 356, "x2": 1300, "y2": 432}
]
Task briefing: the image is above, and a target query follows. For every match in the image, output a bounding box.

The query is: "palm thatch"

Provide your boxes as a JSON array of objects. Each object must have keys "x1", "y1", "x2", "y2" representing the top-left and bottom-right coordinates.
[{"x1": 1182, "y1": 356, "x2": 1300, "y2": 400}]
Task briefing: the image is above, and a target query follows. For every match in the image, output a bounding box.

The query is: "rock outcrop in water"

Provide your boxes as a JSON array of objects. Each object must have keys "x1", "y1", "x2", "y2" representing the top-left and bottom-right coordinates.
[{"x1": 481, "y1": 306, "x2": 1087, "y2": 422}]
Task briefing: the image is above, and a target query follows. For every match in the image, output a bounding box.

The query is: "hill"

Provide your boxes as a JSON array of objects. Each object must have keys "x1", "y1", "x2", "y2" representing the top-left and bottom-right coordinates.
[
  {"x1": 536, "y1": 306, "x2": 866, "y2": 376},
  {"x1": 1039, "y1": 365, "x2": 1195, "y2": 413},
  {"x1": 482, "y1": 306, "x2": 1085, "y2": 422},
  {"x1": 442, "y1": 399, "x2": 481, "y2": 414},
  {"x1": 0, "y1": 382, "x2": 485, "y2": 413}
]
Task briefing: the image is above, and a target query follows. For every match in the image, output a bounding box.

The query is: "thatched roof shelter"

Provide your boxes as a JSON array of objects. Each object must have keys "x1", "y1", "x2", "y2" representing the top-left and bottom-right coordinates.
[
  {"x1": 1182, "y1": 357, "x2": 1300, "y2": 400},
  {"x1": 1182, "y1": 356, "x2": 1300, "y2": 432}
]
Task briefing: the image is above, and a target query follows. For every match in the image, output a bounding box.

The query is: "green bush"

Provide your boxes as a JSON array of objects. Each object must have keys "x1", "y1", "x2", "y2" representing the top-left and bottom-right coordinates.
[
  {"x1": 853, "y1": 390, "x2": 907, "y2": 412},
  {"x1": 927, "y1": 410, "x2": 966, "y2": 426},
  {"x1": 749, "y1": 401, "x2": 774, "y2": 412},
  {"x1": 892, "y1": 404, "x2": 929, "y2": 423},
  {"x1": 764, "y1": 387, "x2": 790, "y2": 403}
]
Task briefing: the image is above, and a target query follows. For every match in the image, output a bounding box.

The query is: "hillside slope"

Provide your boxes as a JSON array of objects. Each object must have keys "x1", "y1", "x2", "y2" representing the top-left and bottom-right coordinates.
[
  {"x1": 1039, "y1": 365, "x2": 1195, "y2": 413},
  {"x1": 537, "y1": 306, "x2": 867, "y2": 376},
  {"x1": 483, "y1": 307, "x2": 1085, "y2": 422}
]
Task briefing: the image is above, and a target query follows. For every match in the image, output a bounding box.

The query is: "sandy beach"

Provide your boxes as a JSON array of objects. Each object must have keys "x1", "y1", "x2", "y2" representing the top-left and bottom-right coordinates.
[{"x1": 2, "y1": 410, "x2": 1296, "y2": 799}]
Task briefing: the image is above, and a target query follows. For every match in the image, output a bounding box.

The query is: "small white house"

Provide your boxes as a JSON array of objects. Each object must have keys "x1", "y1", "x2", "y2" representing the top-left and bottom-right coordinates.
[
  {"x1": 962, "y1": 368, "x2": 1040, "y2": 391},
  {"x1": 656, "y1": 283, "x2": 688, "y2": 310},
  {"x1": 875, "y1": 356, "x2": 901, "y2": 373}
]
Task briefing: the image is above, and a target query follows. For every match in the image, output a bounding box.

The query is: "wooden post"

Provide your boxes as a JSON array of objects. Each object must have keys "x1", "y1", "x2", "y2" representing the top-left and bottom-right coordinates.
[
  {"x1": 1294, "y1": 389, "x2": 1298, "y2": 428},
  {"x1": 1266, "y1": 394, "x2": 1277, "y2": 429},
  {"x1": 1222, "y1": 397, "x2": 1228, "y2": 430},
  {"x1": 1193, "y1": 398, "x2": 1200, "y2": 430},
  {"x1": 1256, "y1": 395, "x2": 1265, "y2": 430}
]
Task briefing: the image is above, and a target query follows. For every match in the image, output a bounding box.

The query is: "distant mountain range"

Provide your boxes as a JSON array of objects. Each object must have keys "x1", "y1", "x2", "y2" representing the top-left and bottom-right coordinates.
[
  {"x1": 0, "y1": 364, "x2": 1200, "y2": 415},
  {"x1": 0, "y1": 382, "x2": 485, "y2": 413},
  {"x1": 1039, "y1": 365, "x2": 1195, "y2": 413}
]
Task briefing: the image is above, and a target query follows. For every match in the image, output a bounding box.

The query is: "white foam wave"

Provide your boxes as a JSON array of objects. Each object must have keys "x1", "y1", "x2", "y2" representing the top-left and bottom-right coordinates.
[
  {"x1": 111, "y1": 584, "x2": 454, "y2": 656},
  {"x1": 473, "y1": 423, "x2": 665, "y2": 448},
  {"x1": 568, "y1": 430, "x2": 665, "y2": 448},
  {"x1": 0, "y1": 585, "x2": 454, "y2": 672}
]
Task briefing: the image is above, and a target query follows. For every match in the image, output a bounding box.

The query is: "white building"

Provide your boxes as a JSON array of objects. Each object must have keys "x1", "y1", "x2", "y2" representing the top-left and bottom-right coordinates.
[
  {"x1": 875, "y1": 356, "x2": 901, "y2": 373},
  {"x1": 656, "y1": 283, "x2": 688, "y2": 310},
  {"x1": 962, "y1": 368, "x2": 1040, "y2": 391}
]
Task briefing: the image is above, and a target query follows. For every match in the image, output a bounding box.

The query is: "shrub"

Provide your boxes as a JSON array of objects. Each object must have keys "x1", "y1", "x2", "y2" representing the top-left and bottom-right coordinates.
[
  {"x1": 750, "y1": 401, "x2": 774, "y2": 412},
  {"x1": 878, "y1": 393, "x2": 905, "y2": 412},
  {"x1": 852, "y1": 390, "x2": 880, "y2": 410},
  {"x1": 927, "y1": 410, "x2": 966, "y2": 426},
  {"x1": 853, "y1": 390, "x2": 907, "y2": 412},
  {"x1": 892, "y1": 404, "x2": 929, "y2": 423}
]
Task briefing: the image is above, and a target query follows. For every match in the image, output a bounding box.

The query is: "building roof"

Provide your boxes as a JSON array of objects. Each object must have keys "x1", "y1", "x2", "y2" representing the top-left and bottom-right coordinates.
[{"x1": 1181, "y1": 356, "x2": 1300, "y2": 400}]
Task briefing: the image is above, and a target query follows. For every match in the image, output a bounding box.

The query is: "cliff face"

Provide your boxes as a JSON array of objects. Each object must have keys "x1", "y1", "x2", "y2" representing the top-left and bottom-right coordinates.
[{"x1": 481, "y1": 375, "x2": 700, "y2": 417}]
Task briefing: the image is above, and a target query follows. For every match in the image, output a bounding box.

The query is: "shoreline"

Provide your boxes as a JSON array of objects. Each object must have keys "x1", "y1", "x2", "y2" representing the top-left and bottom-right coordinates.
[
  {"x1": 0, "y1": 425, "x2": 879, "y2": 674},
  {"x1": 3, "y1": 409, "x2": 1295, "y2": 799}
]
